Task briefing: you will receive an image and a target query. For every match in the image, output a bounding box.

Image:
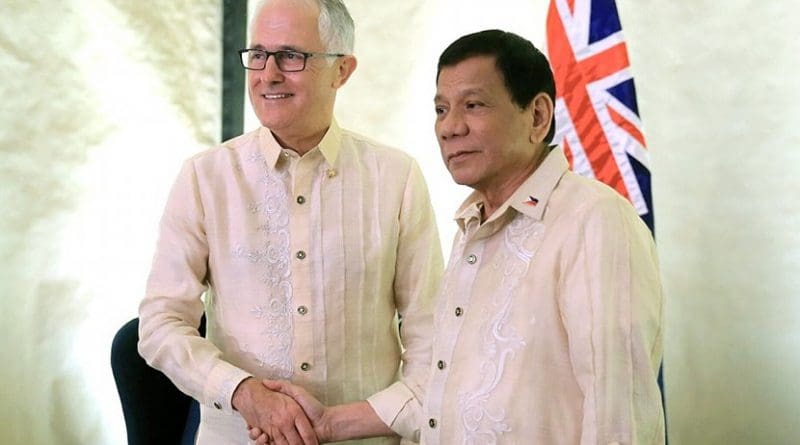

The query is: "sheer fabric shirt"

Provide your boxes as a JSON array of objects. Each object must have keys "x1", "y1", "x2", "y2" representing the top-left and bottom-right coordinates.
[
  {"x1": 138, "y1": 121, "x2": 442, "y2": 444},
  {"x1": 420, "y1": 148, "x2": 665, "y2": 445}
]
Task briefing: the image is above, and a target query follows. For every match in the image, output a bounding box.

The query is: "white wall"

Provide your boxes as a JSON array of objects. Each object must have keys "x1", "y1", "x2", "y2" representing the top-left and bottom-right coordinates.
[
  {"x1": 1, "y1": 1, "x2": 798, "y2": 444},
  {"x1": 0, "y1": 2, "x2": 221, "y2": 443}
]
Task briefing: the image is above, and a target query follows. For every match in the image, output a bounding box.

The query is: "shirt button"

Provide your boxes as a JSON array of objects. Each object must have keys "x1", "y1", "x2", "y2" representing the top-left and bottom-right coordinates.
[
  {"x1": 296, "y1": 250, "x2": 306, "y2": 260},
  {"x1": 466, "y1": 254, "x2": 477, "y2": 264},
  {"x1": 300, "y1": 362, "x2": 311, "y2": 371},
  {"x1": 455, "y1": 307, "x2": 463, "y2": 317},
  {"x1": 297, "y1": 305, "x2": 308, "y2": 315},
  {"x1": 213, "y1": 402, "x2": 222, "y2": 410},
  {"x1": 326, "y1": 168, "x2": 337, "y2": 178},
  {"x1": 296, "y1": 195, "x2": 306, "y2": 204},
  {"x1": 437, "y1": 360, "x2": 446, "y2": 370},
  {"x1": 428, "y1": 418, "x2": 437, "y2": 428}
]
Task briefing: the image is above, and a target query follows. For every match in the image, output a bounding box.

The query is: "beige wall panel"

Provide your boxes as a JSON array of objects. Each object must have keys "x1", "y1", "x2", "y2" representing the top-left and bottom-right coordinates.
[
  {"x1": 1, "y1": 0, "x2": 798, "y2": 443},
  {"x1": 622, "y1": 2, "x2": 800, "y2": 443},
  {"x1": 0, "y1": 1, "x2": 220, "y2": 443}
]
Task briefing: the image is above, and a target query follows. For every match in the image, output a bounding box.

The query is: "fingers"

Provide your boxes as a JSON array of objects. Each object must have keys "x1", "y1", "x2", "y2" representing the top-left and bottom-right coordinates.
[
  {"x1": 275, "y1": 407, "x2": 316, "y2": 445},
  {"x1": 248, "y1": 426, "x2": 264, "y2": 441},
  {"x1": 253, "y1": 432, "x2": 269, "y2": 445},
  {"x1": 263, "y1": 380, "x2": 313, "y2": 412},
  {"x1": 244, "y1": 381, "x2": 320, "y2": 445},
  {"x1": 295, "y1": 414, "x2": 318, "y2": 445},
  {"x1": 272, "y1": 402, "x2": 316, "y2": 445},
  {"x1": 271, "y1": 431, "x2": 289, "y2": 445},
  {"x1": 280, "y1": 426, "x2": 305, "y2": 445},
  {"x1": 263, "y1": 379, "x2": 306, "y2": 400}
]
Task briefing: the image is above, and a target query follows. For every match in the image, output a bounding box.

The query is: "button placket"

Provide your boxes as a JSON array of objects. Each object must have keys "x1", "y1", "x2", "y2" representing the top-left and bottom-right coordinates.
[{"x1": 290, "y1": 153, "x2": 316, "y2": 386}]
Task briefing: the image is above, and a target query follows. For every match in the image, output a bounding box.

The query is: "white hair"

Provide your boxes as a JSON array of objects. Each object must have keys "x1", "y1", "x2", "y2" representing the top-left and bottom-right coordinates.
[{"x1": 251, "y1": 0, "x2": 355, "y2": 54}]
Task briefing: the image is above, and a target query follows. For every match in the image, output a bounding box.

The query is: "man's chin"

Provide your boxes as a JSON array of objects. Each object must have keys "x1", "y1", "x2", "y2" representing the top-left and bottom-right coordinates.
[
  {"x1": 256, "y1": 116, "x2": 292, "y2": 132},
  {"x1": 449, "y1": 171, "x2": 476, "y2": 188}
]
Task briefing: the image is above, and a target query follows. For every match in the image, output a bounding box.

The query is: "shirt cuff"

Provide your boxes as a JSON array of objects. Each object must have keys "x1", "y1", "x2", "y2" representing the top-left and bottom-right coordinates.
[
  {"x1": 366, "y1": 381, "x2": 422, "y2": 442},
  {"x1": 202, "y1": 361, "x2": 252, "y2": 415}
]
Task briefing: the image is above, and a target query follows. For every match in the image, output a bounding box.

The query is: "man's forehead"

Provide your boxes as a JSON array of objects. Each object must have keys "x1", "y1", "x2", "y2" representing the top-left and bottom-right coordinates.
[
  {"x1": 249, "y1": 43, "x2": 302, "y2": 51},
  {"x1": 249, "y1": 0, "x2": 321, "y2": 45},
  {"x1": 436, "y1": 58, "x2": 503, "y2": 97}
]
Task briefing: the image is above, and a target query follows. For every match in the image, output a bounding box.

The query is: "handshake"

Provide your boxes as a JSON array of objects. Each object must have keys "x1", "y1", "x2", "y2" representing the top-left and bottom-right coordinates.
[{"x1": 232, "y1": 377, "x2": 392, "y2": 445}]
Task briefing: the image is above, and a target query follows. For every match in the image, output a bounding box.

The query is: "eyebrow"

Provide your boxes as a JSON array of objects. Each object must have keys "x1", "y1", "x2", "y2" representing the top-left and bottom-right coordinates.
[{"x1": 434, "y1": 87, "x2": 488, "y2": 103}]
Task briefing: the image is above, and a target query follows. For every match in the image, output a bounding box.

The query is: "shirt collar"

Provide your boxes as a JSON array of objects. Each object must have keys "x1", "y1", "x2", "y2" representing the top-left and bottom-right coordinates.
[
  {"x1": 507, "y1": 146, "x2": 568, "y2": 220},
  {"x1": 454, "y1": 197, "x2": 484, "y2": 233},
  {"x1": 257, "y1": 119, "x2": 343, "y2": 169},
  {"x1": 454, "y1": 146, "x2": 569, "y2": 231}
]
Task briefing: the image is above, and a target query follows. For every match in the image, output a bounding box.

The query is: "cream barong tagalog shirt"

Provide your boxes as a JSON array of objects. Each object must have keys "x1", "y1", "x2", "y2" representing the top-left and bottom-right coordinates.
[
  {"x1": 421, "y1": 148, "x2": 665, "y2": 445},
  {"x1": 138, "y1": 121, "x2": 442, "y2": 444}
]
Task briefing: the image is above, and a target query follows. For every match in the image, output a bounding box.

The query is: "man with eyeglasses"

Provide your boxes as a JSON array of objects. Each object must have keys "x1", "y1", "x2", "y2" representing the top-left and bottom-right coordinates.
[{"x1": 137, "y1": 1, "x2": 442, "y2": 444}]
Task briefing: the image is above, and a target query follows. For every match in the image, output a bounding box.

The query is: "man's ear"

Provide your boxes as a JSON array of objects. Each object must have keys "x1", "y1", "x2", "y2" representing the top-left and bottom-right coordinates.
[
  {"x1": 529, "y1": 92, "x2": 554, "y2": 144},
  {"x1": 332, "y1": 55, "x2": 358, "y2": 89}
]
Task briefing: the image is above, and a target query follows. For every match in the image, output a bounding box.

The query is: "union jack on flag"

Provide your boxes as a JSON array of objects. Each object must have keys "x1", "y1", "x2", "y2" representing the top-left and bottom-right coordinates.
[{"x1": 546, "y1": 0, "x2": 654, "y2": 232}]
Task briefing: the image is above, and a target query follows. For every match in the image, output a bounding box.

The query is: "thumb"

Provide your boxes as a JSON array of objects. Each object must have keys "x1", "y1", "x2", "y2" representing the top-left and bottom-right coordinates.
[
  {"x1": 261, "y1": 379, "x2": 285, "y2": 392},
  {"x1": 262, "y1": 379, "x2": 301, "y2": 399},
  {"x1": 263, "y1": 379, "x2": 307, "y2": 401}
]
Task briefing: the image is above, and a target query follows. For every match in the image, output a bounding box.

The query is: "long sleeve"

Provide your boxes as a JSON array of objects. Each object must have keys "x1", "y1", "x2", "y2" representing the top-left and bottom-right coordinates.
[
  {"x1": 559, "y1": 194, "x2": 665, "y2": 445},
  {"x1": 138, "y1": 159, "x2": 251, "y2": 414},
  {"x1": 367, "y1": 160, "x2": 443, "y2": 441}
]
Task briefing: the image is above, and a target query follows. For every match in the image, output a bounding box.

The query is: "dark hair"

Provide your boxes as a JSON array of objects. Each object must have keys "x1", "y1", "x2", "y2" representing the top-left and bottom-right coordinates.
[{"x1": 437, "y1": 29, "x2": 556, "y2": 143}]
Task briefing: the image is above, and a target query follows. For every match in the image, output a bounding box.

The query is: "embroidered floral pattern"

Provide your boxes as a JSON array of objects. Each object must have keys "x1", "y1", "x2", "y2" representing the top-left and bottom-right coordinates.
[
  {"x1": 233, "y1": 165, "x2": 294, "y2": 379},
  {"x1": 457, "y1": 215, "x2": 545, "y2": 444}
]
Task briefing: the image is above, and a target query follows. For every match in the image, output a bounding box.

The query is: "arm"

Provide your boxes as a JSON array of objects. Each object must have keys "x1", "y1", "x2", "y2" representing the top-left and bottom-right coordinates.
[
  {"x1": 138, "y1": 160, "x2": 316, "y2": 444},
  {"x1": 138, "y1": 159, "x2": 250, "y2": 411},
  {"x1": 366, "y1": 159, "x2": 444, "y2": 441},
  {"x1": 559, "y1": 195, "x2": 665, "y2": 445}
]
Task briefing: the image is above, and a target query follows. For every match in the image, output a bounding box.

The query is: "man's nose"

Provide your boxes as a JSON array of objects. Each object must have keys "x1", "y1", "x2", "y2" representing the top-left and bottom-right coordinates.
[
  {"x1": 438, "y1": 110, "x2": 468, "y2": 140},
  {"x1": 259, "y1": 55, "x2": 285, "y2": 82}
]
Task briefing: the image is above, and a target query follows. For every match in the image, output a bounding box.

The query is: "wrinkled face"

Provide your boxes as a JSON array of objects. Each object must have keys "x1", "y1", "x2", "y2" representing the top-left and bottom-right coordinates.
[
  {"x1": 247, "y1": 0, "x2": 342, "y2": 143},
  {"x1": 434, "y1": 56, "x2": 539, "y2": 193}
]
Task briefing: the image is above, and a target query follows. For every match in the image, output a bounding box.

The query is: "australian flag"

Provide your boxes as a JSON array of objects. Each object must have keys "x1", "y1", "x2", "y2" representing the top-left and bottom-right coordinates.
[{"x1": 546, "y1": 0, "x2": 654, "y2": 232}]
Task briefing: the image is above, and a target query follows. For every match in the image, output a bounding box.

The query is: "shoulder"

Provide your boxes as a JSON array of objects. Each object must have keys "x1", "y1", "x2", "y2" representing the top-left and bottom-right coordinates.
[
  {"x1": 552, "y1": 171, "x2": 641, "y2": 225},
  {"x1": 340, "y1": 128, "x2": 416, "y2": 169},
  {"x1": 184, "y1": 129, "x2": 260, "y2": 169}
]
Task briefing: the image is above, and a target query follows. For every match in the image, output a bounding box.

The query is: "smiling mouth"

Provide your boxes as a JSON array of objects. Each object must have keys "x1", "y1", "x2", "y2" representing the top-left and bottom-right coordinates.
[{"x1": 261, "y1": 93, "x2": 293, "y2": 99}]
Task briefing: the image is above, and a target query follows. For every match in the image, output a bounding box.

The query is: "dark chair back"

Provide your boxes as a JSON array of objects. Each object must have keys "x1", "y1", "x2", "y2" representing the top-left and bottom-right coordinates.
[{"x1": 111, "y1": 316, "x2": 205, "y2": 445}]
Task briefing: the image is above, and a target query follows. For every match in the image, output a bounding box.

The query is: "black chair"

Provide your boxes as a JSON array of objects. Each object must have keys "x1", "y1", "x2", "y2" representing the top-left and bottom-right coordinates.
[{"x1": 111, "y1": 317, "x2": 205, "y2": 445}]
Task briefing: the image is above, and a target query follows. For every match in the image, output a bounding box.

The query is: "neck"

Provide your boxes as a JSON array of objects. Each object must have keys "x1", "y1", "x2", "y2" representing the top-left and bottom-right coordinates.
[
  {"x1": 478, "y1": 145, "x2": 549, "y2": 222},
  {"x1": 272, "y1": 124, "x2": 330, "y2": 155}
]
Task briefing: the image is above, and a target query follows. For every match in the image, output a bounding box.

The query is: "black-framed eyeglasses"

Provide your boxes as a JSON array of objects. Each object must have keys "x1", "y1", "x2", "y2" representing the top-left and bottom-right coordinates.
[{"x1": 239, "y1": 48, "x2": 345, "y2": 72}]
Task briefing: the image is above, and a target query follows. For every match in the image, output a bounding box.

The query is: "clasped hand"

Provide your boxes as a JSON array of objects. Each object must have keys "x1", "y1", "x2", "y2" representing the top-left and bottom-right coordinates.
[{"x1": 242, "y1": 379, "x2": 330, "y2": 445}]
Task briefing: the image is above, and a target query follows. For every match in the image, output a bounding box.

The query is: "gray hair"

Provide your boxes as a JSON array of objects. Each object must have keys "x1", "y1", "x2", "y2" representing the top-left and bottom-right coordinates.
[{"x1": 252, "y1": 0, "x2": 355, "y2": 54}]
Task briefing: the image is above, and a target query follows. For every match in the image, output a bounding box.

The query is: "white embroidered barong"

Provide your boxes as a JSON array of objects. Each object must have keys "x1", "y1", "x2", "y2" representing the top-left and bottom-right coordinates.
[
  {"x1": 139, "y1": 121, "x2": 442, "y2": 444},
  {"x1": 421, "y1": 148, "x2": 664, "y2": 445}
]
